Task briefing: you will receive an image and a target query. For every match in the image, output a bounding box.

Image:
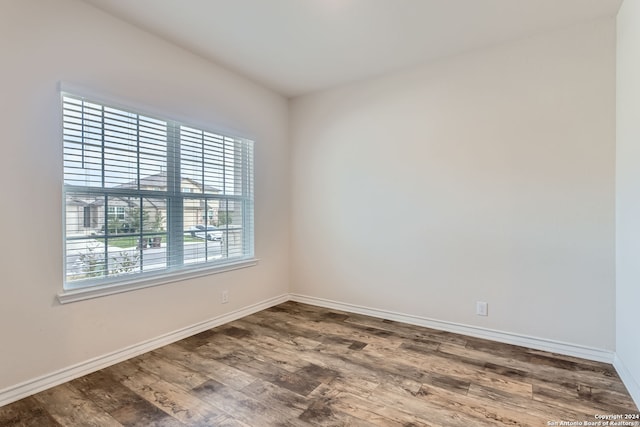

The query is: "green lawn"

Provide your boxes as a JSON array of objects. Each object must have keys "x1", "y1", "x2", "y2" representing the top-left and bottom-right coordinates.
[
  {"x1": 96, "y1": 235, "x2": 201, "y2": 248},
  {"x1": 105, "y1": 236, "x2": 139, "y2": 248}
]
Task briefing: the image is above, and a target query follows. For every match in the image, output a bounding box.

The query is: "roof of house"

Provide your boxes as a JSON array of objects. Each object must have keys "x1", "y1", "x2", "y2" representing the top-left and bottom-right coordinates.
[{"x1": 116, "y1": 172, "x2": 220, "y2": 193}]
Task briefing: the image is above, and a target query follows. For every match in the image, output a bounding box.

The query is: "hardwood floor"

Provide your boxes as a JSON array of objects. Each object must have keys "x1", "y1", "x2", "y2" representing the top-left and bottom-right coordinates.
[{"x1": 1, "y1": 301, "x2": 637, "y2": 426}]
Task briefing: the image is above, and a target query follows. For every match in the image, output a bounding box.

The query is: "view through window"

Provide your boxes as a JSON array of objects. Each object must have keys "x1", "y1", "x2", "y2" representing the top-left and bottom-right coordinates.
[{"x1": 63, "y1": 94, "x2": 254, "y2": 288}]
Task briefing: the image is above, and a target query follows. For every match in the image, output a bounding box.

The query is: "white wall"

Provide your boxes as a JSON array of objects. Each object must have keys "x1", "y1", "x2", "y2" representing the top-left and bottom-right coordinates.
[
  {"x1": 615, "y1": 0, "x2": 640, "y2": 407},
  {"x1": 290, "y1": 19, "x2": 616, "y2": 350},
  {"x1": 0, "y1": 0, "x2": 289, "y2": 391}
]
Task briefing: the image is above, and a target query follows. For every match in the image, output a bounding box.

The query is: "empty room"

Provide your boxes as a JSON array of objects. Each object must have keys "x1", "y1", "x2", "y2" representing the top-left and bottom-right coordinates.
[{"x1": 1, "y1": 0, "x2": 639, "y2": 425}]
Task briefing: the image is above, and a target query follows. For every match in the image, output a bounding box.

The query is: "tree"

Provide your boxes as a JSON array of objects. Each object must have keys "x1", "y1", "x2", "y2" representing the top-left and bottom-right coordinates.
[
  {"x1": 107, "y1": 216, "x2": 124, "y2": 234},
  {"x1": 152, "y1": 209, "x2": 165, "y2": 231},
  {"x1": 128, "y1": 206, "x2": 150, "y2": 233},
  {"x1": 217, "y1": 211, "x2": 232, "y2": 226}
]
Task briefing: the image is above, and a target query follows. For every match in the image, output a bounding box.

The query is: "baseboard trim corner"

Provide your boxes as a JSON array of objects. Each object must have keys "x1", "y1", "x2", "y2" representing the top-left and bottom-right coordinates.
[
  {"x1": 0, "y1": 293, "x2": 289, "y2": 408},
  {"x1": 613, "y1": 354, "x2": 640, "y2": 410},
  {"x1": 289, "y1": 293, "x2": 615, "y2": 364}
]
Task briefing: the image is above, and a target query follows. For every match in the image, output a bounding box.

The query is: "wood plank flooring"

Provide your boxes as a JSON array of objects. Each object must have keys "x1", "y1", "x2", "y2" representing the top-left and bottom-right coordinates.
[{"x1": 1, "y1": 301, "x2": 637, "y2": 426}]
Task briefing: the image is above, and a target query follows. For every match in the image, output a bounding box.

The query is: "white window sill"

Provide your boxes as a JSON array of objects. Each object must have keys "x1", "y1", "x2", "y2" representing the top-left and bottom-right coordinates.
[{"x1": 57, "y1": 258, "x2": 259, "y2": 304}]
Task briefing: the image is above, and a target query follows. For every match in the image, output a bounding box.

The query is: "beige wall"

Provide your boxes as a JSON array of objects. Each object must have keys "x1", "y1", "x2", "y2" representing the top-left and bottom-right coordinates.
[
  {"x1": 616, "y1": 0, "x2": 640, "y2": 405},
  {"x1": 290, "y1": 19, "x2": 616, "y2": 350},
  {"x1": 0, "y1": 0, "x2": 289, "y2": 390}
]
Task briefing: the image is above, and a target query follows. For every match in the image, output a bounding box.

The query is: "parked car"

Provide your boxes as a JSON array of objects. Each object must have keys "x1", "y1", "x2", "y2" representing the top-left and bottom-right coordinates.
[{"x1": 188, "y1": 225, "x2": 222, "y2": 241}]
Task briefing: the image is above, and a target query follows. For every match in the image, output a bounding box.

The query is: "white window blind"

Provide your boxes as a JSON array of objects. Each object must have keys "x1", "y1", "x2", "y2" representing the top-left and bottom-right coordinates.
[{"x1": 62, "y1": 93, "x2": 254, "y2": 289}]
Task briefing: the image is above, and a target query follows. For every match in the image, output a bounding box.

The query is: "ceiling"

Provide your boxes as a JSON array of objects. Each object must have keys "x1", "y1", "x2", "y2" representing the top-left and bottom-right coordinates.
[{"x1": 81, "y1": 0, "x2": 622, "y2": 97}]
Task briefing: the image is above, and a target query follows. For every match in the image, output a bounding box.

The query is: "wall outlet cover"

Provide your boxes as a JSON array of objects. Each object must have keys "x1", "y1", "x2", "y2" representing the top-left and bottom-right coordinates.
[{"x1": 476, "y1": 301, "x2": 488, "y2": 316}]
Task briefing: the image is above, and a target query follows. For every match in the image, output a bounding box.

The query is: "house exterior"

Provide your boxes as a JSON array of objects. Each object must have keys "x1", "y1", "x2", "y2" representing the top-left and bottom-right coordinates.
[{"x1": 65, "y1": 173, "x2": 222, "y2": 237}]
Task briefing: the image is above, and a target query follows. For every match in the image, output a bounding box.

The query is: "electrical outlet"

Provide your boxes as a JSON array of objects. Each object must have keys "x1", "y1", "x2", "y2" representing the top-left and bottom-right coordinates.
[
  {"x1": 476, "y1": 301, "x2": 488, "y2": 316},
  {"x1": 221, "y1": 290, "x2": 229, "y2": 304}
]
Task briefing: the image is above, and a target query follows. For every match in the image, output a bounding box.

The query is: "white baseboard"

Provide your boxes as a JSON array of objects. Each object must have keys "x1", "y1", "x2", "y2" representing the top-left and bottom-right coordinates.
[
  {"x1": 614, "y1": 354, "x2": 640, "y2": 410},
  {"x1": 2, "y1": 292, "x2": 632, "y2": 410},
  {"x1": 289, "y1": 293, "x2": 615, "y2": 364},
  {"x1": 0, "y1": 293, "x2": 289, "y2": 408}
]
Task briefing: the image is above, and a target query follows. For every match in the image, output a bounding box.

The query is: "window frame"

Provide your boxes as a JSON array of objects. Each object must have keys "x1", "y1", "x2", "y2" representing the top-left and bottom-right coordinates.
[{"x1": 59, "y1": 88, "x2": 257, "y2": 303}]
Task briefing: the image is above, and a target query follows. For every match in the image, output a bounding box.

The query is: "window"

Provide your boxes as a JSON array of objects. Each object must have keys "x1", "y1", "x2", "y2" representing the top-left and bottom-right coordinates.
[
  {"x1": 82, "y1": 206, "x2": 92, "y2": 228},
  {"x1": 107, "y1": 206, "x2": 126, "y2": 220},
  {"x1": 63, "y1": 93, "x2": 254, "y2": 290}
]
